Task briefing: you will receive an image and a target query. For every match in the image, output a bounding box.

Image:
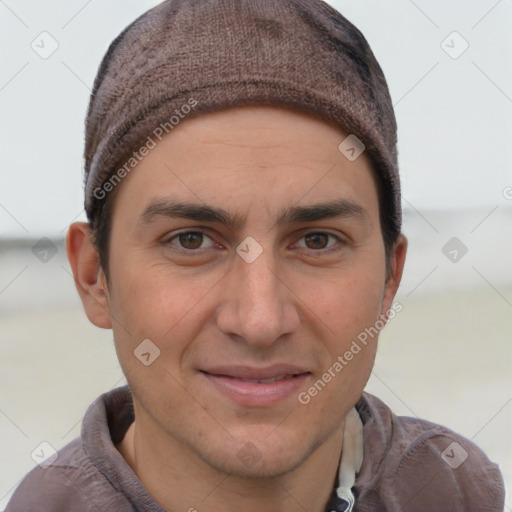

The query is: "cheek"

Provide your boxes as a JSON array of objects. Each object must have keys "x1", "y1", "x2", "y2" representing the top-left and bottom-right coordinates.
[
  {"x1": 107, "y1": 255, "x2": 221, "y2": 365},
  {"x1": 296, "y1": 269, "x2": 384, "y2": 421},
  {"x1": 318, "y1": 276, "x2": 382, "y2": 378},
  {"x1": 299, "y1": 260, "x2": 386, "y2": 347}
]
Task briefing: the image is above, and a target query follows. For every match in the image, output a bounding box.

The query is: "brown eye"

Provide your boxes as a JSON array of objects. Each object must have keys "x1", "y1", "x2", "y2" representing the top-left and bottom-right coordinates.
[
  {"x1": 165, "y1": 230, "x2": 218, "y2": 258},
  {"x1": 178, "y1": 232, "x2": 205, "y2": 250},
  {"x1": 295, "y1": 232, "x2": 342, "y2": 252},
  {"x1": 304, "y1": 233, "x2": 329, "y2": 249}
]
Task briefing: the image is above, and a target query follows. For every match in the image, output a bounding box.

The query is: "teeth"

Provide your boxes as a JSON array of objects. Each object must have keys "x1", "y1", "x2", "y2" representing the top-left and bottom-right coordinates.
[{"x1": 242, "y1": 374, "x2": 291, "y2": 384}]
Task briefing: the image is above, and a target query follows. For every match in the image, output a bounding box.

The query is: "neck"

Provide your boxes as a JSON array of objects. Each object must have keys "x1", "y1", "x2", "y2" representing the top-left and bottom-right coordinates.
[{"x1": 117, "y1": 415, "x2": 344, "y2": 512}]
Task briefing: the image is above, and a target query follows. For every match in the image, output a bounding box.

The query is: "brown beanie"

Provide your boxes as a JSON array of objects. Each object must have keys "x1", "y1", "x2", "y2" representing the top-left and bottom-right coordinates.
[{"x1": 84, "y1": 0, "x2": 400, "y2": 235}]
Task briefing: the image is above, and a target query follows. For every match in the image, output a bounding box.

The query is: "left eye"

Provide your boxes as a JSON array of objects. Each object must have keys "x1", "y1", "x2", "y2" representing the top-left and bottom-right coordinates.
[
  {"x1": 169, "y1": 231, "x2": 215, "y2": 250},
  {"x1": 295, "y1": 232, "x2": 339, "y2": 250}
]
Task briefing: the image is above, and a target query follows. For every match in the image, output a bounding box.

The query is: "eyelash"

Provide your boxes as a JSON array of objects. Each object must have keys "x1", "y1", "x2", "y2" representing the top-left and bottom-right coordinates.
[{"x1": 163, "y1": 229, "x2": 346, "y2": 255}]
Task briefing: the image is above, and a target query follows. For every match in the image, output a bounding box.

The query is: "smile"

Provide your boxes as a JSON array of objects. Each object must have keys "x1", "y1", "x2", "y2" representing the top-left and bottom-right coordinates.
[
  {"x1": 199, "y1": 365, "x2": 311, "y2": 407},
  {"x1": 223, "y1": 374, "x2": 294, "y2": 384}
]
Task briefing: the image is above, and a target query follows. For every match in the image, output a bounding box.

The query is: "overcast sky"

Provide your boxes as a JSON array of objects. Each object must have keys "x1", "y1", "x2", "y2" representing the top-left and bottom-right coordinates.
[{"x1": 1, "y1": 0, "x2": 511, "y2": 238}]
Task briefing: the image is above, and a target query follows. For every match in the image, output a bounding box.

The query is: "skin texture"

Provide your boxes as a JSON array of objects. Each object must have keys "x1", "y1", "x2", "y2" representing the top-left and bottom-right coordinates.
[{"x1": 67, "y1": 105, "x2": 407, "y2": 512}]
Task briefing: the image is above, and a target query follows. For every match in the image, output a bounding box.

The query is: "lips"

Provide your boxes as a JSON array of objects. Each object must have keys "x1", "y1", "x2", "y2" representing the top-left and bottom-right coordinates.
[
  {"x1": 201, "y1": 363, "x2": 310, "y2": 381},
  {"x1": 235, "y1": 374, "x2": 293, "y2": 384},
  {"x1": 199, "y1": 364, "x2": 311, "y2": 406}
]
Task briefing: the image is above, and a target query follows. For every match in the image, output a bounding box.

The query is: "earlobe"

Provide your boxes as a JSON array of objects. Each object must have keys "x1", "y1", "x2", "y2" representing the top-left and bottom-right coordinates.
[
  {"x1": 381, "y1": 234, "x2": 408, "y2": 319},
  {"x1": 66, "y1": 222, "x2": 113, "y2": 329}
]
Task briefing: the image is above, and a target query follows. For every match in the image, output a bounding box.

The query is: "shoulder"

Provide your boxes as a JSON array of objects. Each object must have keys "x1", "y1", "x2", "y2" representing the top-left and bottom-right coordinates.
[
  {"x1": 6, "y1": 437, "x2": 130, "y2": 512},
  {"x1": 6, "y1": 439, "x2": 91, "y2": 511},
  {"x1": 6, "y1": 387, "x2": 138, "y2": 511},
  {"x1": 355, "y1": 393, "x2": 505, "y2": 512}
]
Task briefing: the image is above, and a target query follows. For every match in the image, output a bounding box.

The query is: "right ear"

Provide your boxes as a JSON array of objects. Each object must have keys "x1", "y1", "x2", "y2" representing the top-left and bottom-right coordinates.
[{"x1": 66, "y1": 222, "x2": 112, "y2": 329}]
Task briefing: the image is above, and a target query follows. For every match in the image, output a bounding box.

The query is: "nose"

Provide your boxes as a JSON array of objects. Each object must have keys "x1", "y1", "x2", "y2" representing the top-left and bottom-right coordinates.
[{"x1": 215, "y1": 248, "x2": 300, "y2": 347}]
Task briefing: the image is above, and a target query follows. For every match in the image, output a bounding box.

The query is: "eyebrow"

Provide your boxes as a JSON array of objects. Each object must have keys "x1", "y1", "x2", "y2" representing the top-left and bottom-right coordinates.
[
  {"x1": 139, "y1": 200, "x2": 246, "y2": 230},
  {"x1": 138, "y1": 198, "x2": 367, "y2": 229},
  {"x1": 274, "y1": 199, "x2": 367, "y2": 227}
]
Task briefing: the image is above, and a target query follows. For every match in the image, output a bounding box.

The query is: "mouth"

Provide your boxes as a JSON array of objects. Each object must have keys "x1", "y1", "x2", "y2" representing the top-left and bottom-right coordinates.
[
  {"x1": 199, "y1": 364, "x2": 311, "y2": 407},
  {"x1": 221, "y1": 374, "x2": 297, "y2": 384}
]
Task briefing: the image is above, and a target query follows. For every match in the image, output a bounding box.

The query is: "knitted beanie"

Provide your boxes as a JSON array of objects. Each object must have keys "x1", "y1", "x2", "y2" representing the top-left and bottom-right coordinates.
[{"x1": 84, "y1": 0, "x2": 400, "y2": 234}]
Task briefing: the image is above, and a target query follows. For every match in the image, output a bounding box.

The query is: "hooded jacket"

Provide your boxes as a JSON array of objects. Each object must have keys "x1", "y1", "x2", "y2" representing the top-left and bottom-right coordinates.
[{"x1": 6, "y1": 386, "x2": 504, "y2": 511}]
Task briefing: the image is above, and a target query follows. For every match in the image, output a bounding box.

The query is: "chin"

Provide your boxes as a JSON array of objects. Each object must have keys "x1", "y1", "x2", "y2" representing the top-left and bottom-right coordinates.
[
  {"x1": 194, "y1": 426, "x2": 323, "y2": 479},
  {"x1": 200, "y1": 447, "x2": 306, "y2": 480}
]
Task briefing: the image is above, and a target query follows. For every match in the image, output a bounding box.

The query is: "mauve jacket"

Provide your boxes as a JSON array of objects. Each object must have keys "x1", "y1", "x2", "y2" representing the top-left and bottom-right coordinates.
[{"x1": 6, "y1": 386, "x2": 505, "y2": 511}]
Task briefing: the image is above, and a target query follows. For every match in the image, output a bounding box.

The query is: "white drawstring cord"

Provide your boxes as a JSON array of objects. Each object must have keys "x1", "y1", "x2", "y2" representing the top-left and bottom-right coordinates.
[{"x1": 334, "y1": 407, "x2": 364, "y2": 512}]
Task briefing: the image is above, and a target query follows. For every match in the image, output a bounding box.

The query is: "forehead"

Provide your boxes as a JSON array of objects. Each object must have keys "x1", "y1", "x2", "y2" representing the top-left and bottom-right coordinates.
[{"x1": 111, "y1": 104, "x2": 380, "y2": 219}]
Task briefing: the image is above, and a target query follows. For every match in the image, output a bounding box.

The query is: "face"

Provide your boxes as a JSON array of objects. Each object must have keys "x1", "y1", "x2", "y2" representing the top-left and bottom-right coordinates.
[{"x1": 91, "y1": 105, "x2": 404, "y2": 478}]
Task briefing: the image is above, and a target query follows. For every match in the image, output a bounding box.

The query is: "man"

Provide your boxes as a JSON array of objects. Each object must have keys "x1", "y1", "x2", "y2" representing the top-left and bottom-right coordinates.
[{"x1": 7, "y1": 1, "x2": 504, "y2": 511}]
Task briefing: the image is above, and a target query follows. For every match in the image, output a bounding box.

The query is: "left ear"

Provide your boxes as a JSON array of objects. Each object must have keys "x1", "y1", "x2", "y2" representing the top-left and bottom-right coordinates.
[
  {"x1": 66, "y1": 222, "x2": 113, "y2": 329},
  {"x1": 380, "y1": 234, "x2": 407, "y2": 318}
]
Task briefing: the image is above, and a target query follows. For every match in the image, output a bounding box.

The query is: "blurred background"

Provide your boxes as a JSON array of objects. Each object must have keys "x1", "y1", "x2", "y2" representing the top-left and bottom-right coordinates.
[{"x1": 1, "y1": 0, "x2": 511, "y2": 508}]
